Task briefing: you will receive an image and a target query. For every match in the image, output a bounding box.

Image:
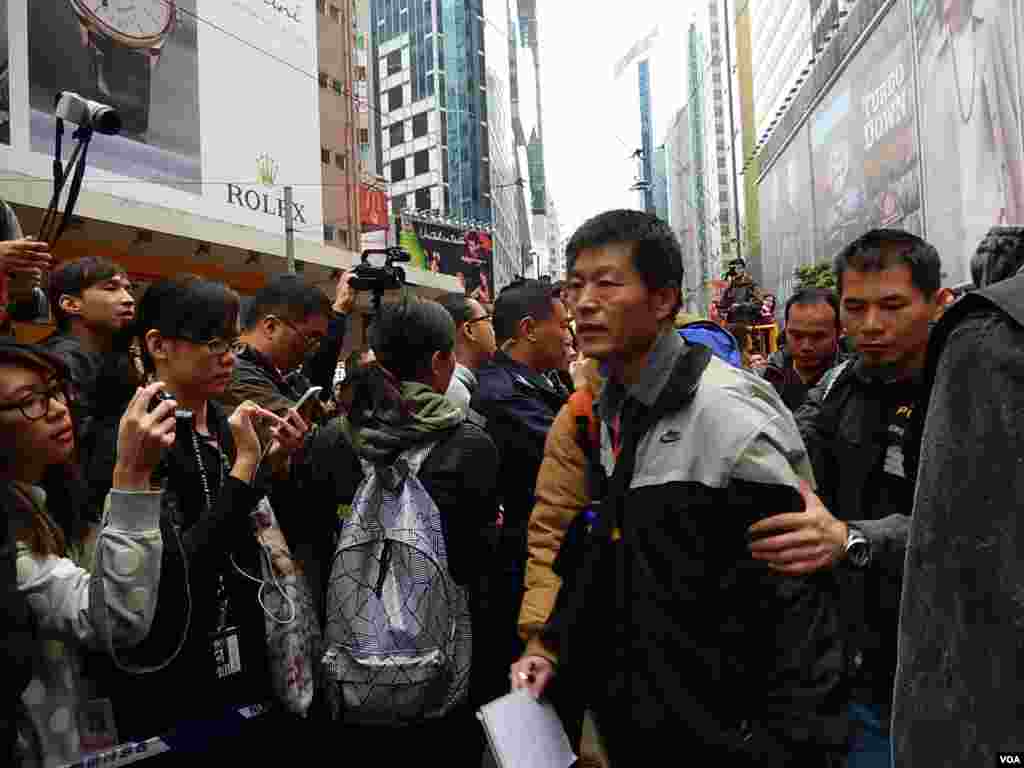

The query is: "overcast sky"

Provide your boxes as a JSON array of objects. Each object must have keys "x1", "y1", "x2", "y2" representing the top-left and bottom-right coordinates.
[{"x1": 538, "y1": 1, "x2": 693, "y2": 239}]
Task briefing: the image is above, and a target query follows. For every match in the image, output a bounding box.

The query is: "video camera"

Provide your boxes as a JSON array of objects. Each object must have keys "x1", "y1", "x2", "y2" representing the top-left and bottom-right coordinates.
[
  {"x1": 54, "y1": 91, "x2": 121, "y2": 136},
  {"x1": 350, "y1": 247, "x2": 411, "y2": 314}
]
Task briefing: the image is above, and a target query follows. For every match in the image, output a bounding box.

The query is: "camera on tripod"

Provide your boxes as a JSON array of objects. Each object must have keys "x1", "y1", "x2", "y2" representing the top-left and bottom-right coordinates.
[{"x1": 350, "y1": 247, "x2": 411, "y2": 295}]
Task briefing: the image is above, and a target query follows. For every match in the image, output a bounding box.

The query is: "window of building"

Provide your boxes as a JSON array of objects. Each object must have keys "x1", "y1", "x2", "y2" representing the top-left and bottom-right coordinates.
[
  {"x1": 336, "y1": 152, "x2": 347, "y2": 170},
  {"x1": 391, "y1": 158, "x2": 406, "y2": 182},
  {"x1": 355, "y1": 32, "x2": 366, "y2": 49},
  {"x1": 415, "y1": 186, "x2": 432, "y2": 211},
  {"x1": 412, "y1": 111, "x2": 428, "y2": 138},
  {"x1": 387, "y1": 50, "x2": 402, "y2": 76},
  {"x1": 355, "y1": 65, "x2": 367, "y2": 82},
  {"x1": 442, "y1": 148, "x2": 449, "y2": 183},
  {"x1": 414, "y1": 149, "x2": 429, "y2": 175},
  {"x1": 389, "y1": 121, "x2": 404, "y2": 147},
  {"x1": 321, "y1": 147, "x2": 331, "y2": 164},
  {"x1": 318, "y1": 72, "x2": 329, "y2": 88},
  {"x1": 392, "y1": 194, "x2": 407, "y2": 213},
  {"x1": 317, "y1": 1, "x2": 326, "y2": 13},
  {"x1": 388, "y1": 86, "x2": 403, "y2": 111},
  {"x1": 324, "y1": 224, "x2": 336, "y2": 241},
  {"x1": 337, "y1": 228, "x2": 349, "y2": 247},
  {"x1": 359, "y1": 144, "x2": 370, "y2": 164},
  {"x1": 330, "y1": 5, "x2": 340, "y2": 21},
  {"x1": 332, "y1": 79, "x2": 343, "y2": 95},
  {"x1": 359, "y1": 127, "x2": 370, "y2": 143}
]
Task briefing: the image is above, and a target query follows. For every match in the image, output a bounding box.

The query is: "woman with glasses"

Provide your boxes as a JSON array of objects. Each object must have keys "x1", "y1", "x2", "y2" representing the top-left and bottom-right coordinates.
[
  {"x1": 82, "y1": 276, "x2": 307, "y2": 759},
  {"x1": 0, "y1": 342, "x2": 172, "y2": 767}
]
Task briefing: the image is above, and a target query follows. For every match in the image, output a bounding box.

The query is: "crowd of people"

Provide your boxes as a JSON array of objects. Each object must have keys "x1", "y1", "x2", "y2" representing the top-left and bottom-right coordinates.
[{"x1": 1, "y1": 203, "x2": 1022, "y2": 767}]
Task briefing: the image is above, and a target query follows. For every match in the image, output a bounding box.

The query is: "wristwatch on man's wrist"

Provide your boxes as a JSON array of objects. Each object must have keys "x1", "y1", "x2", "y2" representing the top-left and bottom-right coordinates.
[
  {"x1": 69, "y1": 0, "x2": 177, "y2": 136},
  {"x1": 845, "y1": 525, "x2": 871, "y2": 568}
]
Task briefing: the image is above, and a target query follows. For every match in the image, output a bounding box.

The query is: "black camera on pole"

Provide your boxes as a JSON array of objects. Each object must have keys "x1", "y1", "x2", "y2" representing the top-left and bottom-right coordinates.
[{"x1": 350, "y1": 247, "x2": 411, "y2": 315}]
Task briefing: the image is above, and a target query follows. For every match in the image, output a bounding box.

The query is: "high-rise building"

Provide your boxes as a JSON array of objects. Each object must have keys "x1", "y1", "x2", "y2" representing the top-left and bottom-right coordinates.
[
  {"x1": 484, "y1": 0, "x2": 522, "y2": 289},
  {"x1": 665, "y1": 103, "x2": 703, "y2": 312},
  {"x1": 371, "y1": 0, "x2": 489, "y2": 222},
  {"x1": 697, "y1": 0, "x2": 735, "y2": 281},
  {"x1": 317, "y1": 1, "x2": 361, "y2": 252},
  {"x1": 686, "y1": 22, "x2": 710, "y2": 310},
  {"x1": 749, "y1": 1, "x2": 813, "y2": 141},
  {"x1": 732, "y1": 0, "x2": 761, "y2": 280}
]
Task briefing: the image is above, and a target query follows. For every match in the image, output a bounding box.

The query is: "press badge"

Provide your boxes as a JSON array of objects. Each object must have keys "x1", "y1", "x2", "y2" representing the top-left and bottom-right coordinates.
[{"x1": 210, "y1": 626, "x2": 242, "y2": 680}]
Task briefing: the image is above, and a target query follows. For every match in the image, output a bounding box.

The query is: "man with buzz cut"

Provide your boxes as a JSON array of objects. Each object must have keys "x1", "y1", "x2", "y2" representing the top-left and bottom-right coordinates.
[{"x1": 515, "y1": 209, "x2": 846, "y2": 766}]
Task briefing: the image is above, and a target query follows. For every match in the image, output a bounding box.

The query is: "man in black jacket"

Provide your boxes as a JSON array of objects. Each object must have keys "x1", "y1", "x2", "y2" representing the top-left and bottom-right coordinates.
[
  {"x1": 762, "y1": 288, "x2": 846, "y2": 411},
  {"x1": 222, "y1": 273, "x2": 351, "y2": 416},
  {"x1": 40, "y1": 257, "x2": 136, "y2": 434},
  {"x1": 524, "y1": 210, "x2": 845, "y2": 765},
  {"x1": 749, "y1": 229, "x2": 948, "y2": 767},
  {"x1": 470, "y1": 278, "x2": 573, "y2": 703}
]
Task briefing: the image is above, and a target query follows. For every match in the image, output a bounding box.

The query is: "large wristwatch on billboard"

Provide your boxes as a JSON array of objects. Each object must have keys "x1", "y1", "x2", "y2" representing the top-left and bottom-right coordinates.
[{"x1": 68, "y1": 0, "x2": 177, "y2": 136}]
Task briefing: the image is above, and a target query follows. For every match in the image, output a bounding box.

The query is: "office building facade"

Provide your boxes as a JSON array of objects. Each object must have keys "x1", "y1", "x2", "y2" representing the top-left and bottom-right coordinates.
[{"x1": 318, "y1": 0, "x2": 361, "y2": 252}]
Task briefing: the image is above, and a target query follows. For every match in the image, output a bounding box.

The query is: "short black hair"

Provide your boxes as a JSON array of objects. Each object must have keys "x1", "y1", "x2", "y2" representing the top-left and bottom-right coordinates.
[
  {"x1": 834, "y1": 229, "x2": 941, "y2": 299},
  {"x1": 370, "y1": 297, "x2": 455, "y2": 381},
  {"x1": 784, "y1": 287, "x2": 841, "y2": 332},
  {"x1": 437, "y1": 292, "x2": 477, "y2": 327},
  {"x1": 565, "y1": 209, "x2": 683, "y2": 317},
  {"x1": 493, "y1": 278, "x2": 557, "y2": 347},
  {"x1": 48, "y1": 257, "x2": 127, "y2": 332},
  {"x1": 971, "y1": 226, "x2": 1024, "y2": 288},
  {"x1": 243, "y1": 274, "x2": 332, "y2": 330},
  {"x1": 136, "y1": 275, "x2": 240, "y2": 373}
]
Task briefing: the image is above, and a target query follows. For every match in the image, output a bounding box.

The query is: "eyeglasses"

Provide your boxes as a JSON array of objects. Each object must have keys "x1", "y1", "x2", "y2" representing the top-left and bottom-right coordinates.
[
  {"x1": 465, "y1": 314, "x2": 493, "y2": 327},
  {"x1": 270, "y1": 315, "x2": 322, "y2": 351},
  {"x1": 170, "y1": 335, "x2": 245, "y2": 356},
  {"x1": 0, "y1": 380, "x2": 73, "y2": 422}
]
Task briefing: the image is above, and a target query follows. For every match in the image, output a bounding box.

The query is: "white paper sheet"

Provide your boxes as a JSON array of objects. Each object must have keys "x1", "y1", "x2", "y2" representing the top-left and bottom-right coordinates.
[{"x1": 477, "y1": 689, "x2": 578, "y2": 768}]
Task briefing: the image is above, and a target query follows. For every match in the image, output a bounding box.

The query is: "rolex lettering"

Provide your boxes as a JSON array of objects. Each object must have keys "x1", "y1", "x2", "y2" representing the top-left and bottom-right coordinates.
[{"x1": 68, "y1": 0, "x2": 177, "y2": 136}]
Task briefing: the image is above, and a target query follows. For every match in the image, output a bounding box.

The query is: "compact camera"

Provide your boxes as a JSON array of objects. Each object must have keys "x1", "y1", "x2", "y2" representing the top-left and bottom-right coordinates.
[{"x1": 54, "y1": 91, "x2": 121, "y2": 135}]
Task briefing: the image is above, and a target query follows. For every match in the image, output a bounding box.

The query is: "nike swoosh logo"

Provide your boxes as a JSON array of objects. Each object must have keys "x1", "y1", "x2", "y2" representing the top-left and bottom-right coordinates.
[{"x1": 659, "y1": 430, "x2": 681, "y2": 444}]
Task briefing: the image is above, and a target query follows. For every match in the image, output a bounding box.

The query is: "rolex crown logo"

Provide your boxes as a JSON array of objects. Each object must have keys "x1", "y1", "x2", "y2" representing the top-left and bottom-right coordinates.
[{"x1": 256, "y1": 154, "x2": 279, "y2": 187}]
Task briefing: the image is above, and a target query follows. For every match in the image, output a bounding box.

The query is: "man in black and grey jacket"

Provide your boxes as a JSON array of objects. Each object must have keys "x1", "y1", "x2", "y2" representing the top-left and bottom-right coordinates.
[
  {"x1": 520, "y1": 210, "x2": 846, "y2": 766},
  {"x1": 749, "y1": 230, "x2": 950, "y2": 767}
]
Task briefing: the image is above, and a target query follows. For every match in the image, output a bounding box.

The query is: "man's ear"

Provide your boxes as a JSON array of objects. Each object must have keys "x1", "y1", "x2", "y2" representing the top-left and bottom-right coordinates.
[
  {"x1": 518, "y1": 315, "x2": 536, "y2": 343},
  {"x1": 260, "y1": 315, "x2": 278, "y2": 339},
  {"x1": 651, "y1": 283, "x2": 680, "y2": 324},
  {"x1": 58, "y1": 294, "x2": 82, "y2": 319},
  {"x1": 145, "y1": 329, "x2": 168, "y2": 365}
]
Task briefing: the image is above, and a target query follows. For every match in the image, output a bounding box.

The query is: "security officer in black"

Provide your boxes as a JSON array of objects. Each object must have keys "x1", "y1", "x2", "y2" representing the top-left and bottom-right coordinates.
[{"x1": 747, "y1": 230, "x2": 950, "y2": 767}]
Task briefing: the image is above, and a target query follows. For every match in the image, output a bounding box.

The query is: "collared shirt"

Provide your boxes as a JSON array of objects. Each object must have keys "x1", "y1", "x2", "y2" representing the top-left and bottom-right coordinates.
[{"x1": 597, "y1": 329, "x2": 687, "y2": 426}]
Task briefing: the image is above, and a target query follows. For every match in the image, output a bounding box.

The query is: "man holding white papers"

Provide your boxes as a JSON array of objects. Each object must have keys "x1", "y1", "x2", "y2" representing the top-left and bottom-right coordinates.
[{"x1": 514, "y1": 211, "x2": 847, "y2": 766}]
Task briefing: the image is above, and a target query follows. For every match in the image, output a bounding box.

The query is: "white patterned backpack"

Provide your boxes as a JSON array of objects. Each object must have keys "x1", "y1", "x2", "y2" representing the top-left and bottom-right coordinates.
[{"x1": 321, "y1": 441, "x2": 472, "y2": 724}]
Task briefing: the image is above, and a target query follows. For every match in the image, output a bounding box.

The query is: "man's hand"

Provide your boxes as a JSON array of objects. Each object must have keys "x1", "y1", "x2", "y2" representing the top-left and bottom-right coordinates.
[
  {"x1": 333, "y1": 269, "x2": 354, "y2": 315},
  {"x1": 265, "y1": 408, "x2": 310, "y2": 472},
  {"x1": 510, "y1": 655, "x2": 554, "y2": 699},
  {"x1": 748, "y1": 481, "x2": 848, "y2": 575},
  {"x1": 0, "y1": 237, "x2": 52, "y2": 273},
  {"x1": 2, "y1": 238, "x2": 52, "y2": 300}
]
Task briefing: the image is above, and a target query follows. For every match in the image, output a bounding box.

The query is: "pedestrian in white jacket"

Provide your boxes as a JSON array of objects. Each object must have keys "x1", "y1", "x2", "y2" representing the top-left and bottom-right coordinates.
[{"x1": 0, "y1": 343, "x2": 175, "y2": 767}]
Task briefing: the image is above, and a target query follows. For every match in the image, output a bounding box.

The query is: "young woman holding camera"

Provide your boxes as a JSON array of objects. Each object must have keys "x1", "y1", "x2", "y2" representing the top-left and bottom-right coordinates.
[
  {"x1": 0, "y1": 342, "x2": 172, "y2": 767},
  {"x1": 84, "y1": 275, "x2": 308, "y2": 758}
]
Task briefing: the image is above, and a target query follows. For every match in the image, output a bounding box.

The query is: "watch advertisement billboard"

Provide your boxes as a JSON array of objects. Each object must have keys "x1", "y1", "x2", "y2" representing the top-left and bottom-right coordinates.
[
  {"x1": 1, "y1": 0, "x2": 322, "y2": 241},
  {"x1": 399, "y1": 217, "x2": 495, "y2": 304},
  {"x1": 810, "y1": 1, "x2": 921, "y2": 264}
]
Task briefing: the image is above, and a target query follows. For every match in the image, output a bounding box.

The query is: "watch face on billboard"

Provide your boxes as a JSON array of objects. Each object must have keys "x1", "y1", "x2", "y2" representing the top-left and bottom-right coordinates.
[
  {"x1": 27, "y1": 1, "x2": 201, "y2": 193},
  {"x1": 75, "y1": 0, "x2": 176, "y2": 43}
]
